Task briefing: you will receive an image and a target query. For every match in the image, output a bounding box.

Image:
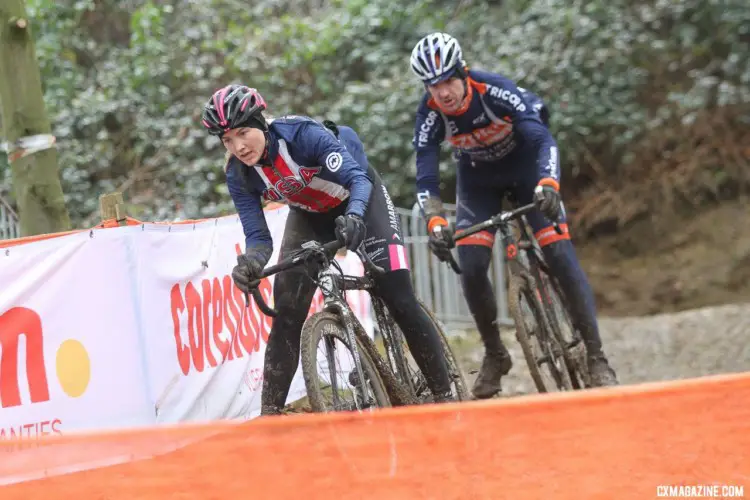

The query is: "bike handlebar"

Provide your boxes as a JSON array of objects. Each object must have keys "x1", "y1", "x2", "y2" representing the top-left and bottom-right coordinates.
[
  {"x1": 247, "y1": 236, "x2": 387, "y2": 318},
  {"x1": 444, "y1": 200, "x2": 563, "y2": 274}
]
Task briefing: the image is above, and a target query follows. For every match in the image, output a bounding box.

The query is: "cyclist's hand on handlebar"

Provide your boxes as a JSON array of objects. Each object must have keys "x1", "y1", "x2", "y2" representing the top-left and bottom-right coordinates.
[
  {"x1": 427, "y1": 216, "x2": 455, "y2": 262},
  {"x1": 335, "y1": 214, "x2": 366, "y2": 251},
  {"x1": 232, "y1": 244, "x2": 271, "y2": 294},
  {"x1": 534, "y1": 179, "x2": 562, "y2": 222}
]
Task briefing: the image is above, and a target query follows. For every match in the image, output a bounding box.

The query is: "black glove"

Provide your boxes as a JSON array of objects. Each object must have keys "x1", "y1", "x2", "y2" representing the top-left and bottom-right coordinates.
[
  {"x1": 427, "y1": 217, "x2": 455, "y2": 262},
  {"x1": 534, "y1": 182, "x2": 562, "y2": 222},
  {"x1": 335, "y1": 214, "x2": 366, "y2": 251},
  {"x1": 232, "y1": 245, "x2": 272, "y2": 294}
]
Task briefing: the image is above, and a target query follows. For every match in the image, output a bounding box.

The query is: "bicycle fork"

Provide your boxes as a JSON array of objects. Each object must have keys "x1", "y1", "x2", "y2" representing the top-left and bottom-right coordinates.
[{"x1": 318, "y1": 270, "x2": 373, "y2": 411}]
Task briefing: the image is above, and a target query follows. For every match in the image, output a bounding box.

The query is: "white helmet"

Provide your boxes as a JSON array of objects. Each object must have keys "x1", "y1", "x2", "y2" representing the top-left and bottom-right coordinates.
[{"x1": 410, "y1": 32, "x2": 465, "y2": 86}]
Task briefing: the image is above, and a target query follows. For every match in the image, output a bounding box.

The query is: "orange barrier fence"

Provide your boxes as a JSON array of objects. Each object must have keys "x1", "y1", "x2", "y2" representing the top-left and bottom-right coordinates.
[{"x1": 2, "y1": 372, "x2": 748, "y2": 499}]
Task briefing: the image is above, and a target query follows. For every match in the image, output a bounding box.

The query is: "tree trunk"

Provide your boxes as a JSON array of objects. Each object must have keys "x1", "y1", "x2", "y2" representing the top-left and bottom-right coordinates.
[{"x1": 0, "y1": 1, "x2": 71, "y2": 236}]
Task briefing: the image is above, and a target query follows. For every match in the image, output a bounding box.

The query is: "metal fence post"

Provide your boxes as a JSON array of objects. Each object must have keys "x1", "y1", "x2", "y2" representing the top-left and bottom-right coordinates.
[{"x1": 0, "y1": 194, "x2": 20, "y2": 240}]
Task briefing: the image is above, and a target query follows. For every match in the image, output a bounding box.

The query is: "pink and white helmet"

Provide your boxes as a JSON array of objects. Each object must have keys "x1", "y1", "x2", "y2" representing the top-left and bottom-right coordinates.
[{"x1": 201, "y1": 84, "x2": 268, "y2": 136}]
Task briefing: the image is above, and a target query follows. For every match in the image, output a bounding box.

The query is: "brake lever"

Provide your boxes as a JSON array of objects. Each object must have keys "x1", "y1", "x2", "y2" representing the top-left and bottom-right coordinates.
[
  {"x1": 531, "y1": 197, "x2": 564, "y2": 236},
  {"x1": 432, "y1": 225, "x2": 462, "y2": 274},
  {"x1": 447, "y1": 253, "x2": 462, "y2": 274}
]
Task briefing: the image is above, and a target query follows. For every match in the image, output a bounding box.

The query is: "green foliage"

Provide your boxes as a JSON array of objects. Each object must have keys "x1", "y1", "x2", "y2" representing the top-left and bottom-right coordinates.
[{"x1": 6, "y1": 0, "x2": 748, "y2": 229}]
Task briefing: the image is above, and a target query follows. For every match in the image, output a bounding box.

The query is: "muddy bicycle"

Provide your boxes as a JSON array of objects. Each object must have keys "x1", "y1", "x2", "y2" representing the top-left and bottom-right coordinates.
[
  {"x1": 248, "y1": 228, "x2": 469, "y2": 413},
  {"x1": 444, "y1": 200, "x2": 591, "y2": 393}
]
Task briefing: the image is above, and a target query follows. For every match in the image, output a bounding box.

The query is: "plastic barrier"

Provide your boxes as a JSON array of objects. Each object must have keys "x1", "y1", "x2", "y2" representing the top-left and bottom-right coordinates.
[
  {"x1": 0, "y1": 204, "x2": 373, "y2": 440},
  {"x1": 1, "y1": 371, "x2": 748, "y2": 498}
]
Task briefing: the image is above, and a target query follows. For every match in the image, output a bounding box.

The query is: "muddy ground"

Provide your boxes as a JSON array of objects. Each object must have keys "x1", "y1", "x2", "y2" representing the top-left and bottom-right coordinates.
[{"x1": 450, "y1": 200, "x2": 750, "y2": 395}]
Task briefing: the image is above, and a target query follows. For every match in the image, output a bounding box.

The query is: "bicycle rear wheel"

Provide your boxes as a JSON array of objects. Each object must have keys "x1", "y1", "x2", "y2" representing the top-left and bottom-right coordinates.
[
  {"x1": 386, "y1": 299, "x2": 470, "y2": 402},
  {"x1": 508, "y1": 276, "x2": 574, "y2": 393},
  {"x1": 300, "y1": 312, "x2": 391, "y2": 413}
]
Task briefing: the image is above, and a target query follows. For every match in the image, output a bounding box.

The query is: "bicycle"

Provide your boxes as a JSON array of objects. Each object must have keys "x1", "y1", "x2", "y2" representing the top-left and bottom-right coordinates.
[
  {"x1": 247, "y1": 229, "x2": 469, "y2": 413},
  {"x1": 442, "y1": 200, "x2": 591, "y2": 393}
]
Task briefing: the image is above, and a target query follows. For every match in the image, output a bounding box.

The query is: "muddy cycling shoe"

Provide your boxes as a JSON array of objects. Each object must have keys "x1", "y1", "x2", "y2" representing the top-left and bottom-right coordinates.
[
  {"x1": 431, "y1": 390, "x2": 456, "y2": 404},
  {"x1": 259, "y1": 404, "x2": 310, "y2": 417},
  {"x1": 259, "y1": 404, "x2": 286, "y2": 417},
  {"x1": 348, "y1": 367, "x2": 371, "y2": 387},
  {"x1": 471, "y1": 348, "x2": 513, "y2": 399},
  {"x1": 587, "y1": 354, "x2": 619, "y2": 387}
]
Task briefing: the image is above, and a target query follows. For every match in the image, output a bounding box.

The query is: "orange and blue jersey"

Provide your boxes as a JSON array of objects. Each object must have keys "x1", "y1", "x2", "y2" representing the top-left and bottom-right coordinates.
[
  {"x1": 225, "y1": 116, "x2": 372, "y2": 250},
  {"x1": 412, "y1": 70, "x2": 605, "y2": 355},
  {"x1": 413, "y1": 69, "x2": 558, "y2": 203}
]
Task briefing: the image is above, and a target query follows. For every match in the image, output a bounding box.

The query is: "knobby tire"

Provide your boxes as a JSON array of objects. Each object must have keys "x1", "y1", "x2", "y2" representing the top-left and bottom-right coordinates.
[
  {"x1": 300, "y1": 312, "x2": 390, "y2": 413},
  {"x1": 508, "y1": 275, "x2": 574, "y2": 393}
]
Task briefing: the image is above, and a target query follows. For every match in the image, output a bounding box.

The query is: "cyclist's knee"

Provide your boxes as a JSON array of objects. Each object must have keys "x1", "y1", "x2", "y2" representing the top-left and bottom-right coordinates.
[
  {"x1": 540, "y1": 239, "x2": 596, "y2": 308},
  {"x1": 270, "y1": 268, "x2": 317, "y2": 326},
  {"x1": 457, "y1": 245, "x2": 492, "y2": 280},
  {"x1": 539, "y1": 237, "x2": 579, "y2": 266},
  {"x1": 375, "y1": 269, "x2": 418, "y2": 314}
]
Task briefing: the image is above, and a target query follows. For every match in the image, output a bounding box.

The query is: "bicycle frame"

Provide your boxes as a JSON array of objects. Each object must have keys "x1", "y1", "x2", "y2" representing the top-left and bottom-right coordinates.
[
  {"x1": 314, "y1": 258, "x2": 423, "y2": 405},
  {"x1": 447, "y1": 201, "x2": 561, "y2": 285},
  {"x1": 316, "y1": 265, "x2": 376, "y2": 410},
  {"x1": 250, "y1": 239, "x2": 419, "y2": 407},
  {"x1": 450, "y1": 202, "x2": 587, "y2": 387}
]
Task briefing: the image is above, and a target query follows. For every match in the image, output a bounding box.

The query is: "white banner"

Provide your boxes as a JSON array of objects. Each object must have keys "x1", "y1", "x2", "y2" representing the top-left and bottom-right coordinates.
[
  {"x1": 0, "y1": 230, "x2": 154, "y2": 439},
  {"x1": 1, "y1": 205, "x2": 373, "y2": 438},
  {"x1": 135, "y1": 210, "x2": 289, "y2": 424}
]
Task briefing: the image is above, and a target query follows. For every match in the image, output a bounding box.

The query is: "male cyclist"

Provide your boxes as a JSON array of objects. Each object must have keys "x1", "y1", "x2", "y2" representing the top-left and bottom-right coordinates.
[
  {"x1": 409, "y1": 32, "x2": 618, "y2": 398},
  {"x1": 201, "y1": 84, "x2": 454, "y2": 415}
]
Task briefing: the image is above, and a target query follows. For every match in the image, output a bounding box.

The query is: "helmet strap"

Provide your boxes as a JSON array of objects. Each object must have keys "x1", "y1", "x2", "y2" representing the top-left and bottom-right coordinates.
[{"x1": 259, "y1": 132, "x2": 271, "y2": 165}]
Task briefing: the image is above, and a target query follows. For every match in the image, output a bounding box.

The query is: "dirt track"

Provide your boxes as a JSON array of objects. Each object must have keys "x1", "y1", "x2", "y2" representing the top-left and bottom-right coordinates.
[{"x1": 451, "y1": 302, "x2": 750, "y2": 397}]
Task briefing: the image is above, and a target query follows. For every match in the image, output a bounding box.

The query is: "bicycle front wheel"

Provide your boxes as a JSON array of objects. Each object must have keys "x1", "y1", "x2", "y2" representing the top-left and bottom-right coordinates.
[
  {"x1": 536, "y1": 270, "x2": 590, "y2": 390},
  {"x1": 508, "y1": 276, "x2": 574, "y2": 393},
  {"x1": 300, "y1": 312, "x2": 391, "y2": 413}
]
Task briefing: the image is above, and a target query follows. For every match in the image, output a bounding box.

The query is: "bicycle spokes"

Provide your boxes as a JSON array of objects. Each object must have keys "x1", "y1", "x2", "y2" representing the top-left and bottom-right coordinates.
[{"x1": 315, "y1": 333, "x2": 378, "y2": 412}]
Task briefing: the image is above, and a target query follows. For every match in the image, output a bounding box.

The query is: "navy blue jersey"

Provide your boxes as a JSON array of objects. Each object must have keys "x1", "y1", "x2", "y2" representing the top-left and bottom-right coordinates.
[
  {"x1": 225, "y1": 116, "x2": 372, "y2": 250},
  {"x1": 518, "y1": 87, "x2": 549, "y2": 125},
  {"x1": 413, "y1": 69, "x2": 559, "y2": 205}
]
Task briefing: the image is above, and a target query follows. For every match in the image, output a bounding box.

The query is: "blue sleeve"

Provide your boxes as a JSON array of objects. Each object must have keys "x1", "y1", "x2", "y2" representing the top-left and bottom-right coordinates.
[
  {"x1": 300, "y1": 122, "x2": 373, "y2": 218},
  {"x1": 225, "y1": 160, "x2": 273, "y2": 252},
  {"x1": 484, "y1": 77, "x2": 560, "y2": 183},
  {"x1": 515, "y1": 119, "x2": 560, "y2": 182},
  {"x1": 412, "y1": 101, "x2": 446, "y2": 213}
]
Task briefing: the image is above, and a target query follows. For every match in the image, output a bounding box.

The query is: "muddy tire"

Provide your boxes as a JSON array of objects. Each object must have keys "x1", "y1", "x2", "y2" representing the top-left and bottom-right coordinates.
[
  {"x1": 508, "y1": 277, "x2": 574, "y2": 393},
  {"x1": 538, "y1": 272, "x2": 591, "y2": 390},
  {"x1": 385, "y1": 299, "x2": 470, "y2": 402},
  {"x1": 418, "y1": 299, "x2": 470, "y2": 401},
  {"x1": 300, "y1": 312, "x2": 391, "y2": 413}
]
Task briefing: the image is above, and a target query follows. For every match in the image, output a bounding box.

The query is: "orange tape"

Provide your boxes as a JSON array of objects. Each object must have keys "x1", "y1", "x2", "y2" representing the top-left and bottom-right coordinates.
[{"x1": 0, "y1": 203, "x2": 289, "y2": 250}]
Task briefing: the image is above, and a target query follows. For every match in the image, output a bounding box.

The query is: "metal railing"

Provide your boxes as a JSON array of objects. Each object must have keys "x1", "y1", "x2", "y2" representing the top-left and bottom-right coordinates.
[
  {"x1": 397, "y1": 203, "x2": 512, "y2": 331},
  {"x1": 0, "y1": 194, "x2": 20, "y2": 240}
]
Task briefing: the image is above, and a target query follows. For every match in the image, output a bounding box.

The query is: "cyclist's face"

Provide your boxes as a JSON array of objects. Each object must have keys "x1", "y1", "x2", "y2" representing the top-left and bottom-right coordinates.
[
  {"x1": 221, "y1": 127, "x2": 265, "y2": 165},
  {"x1": 427, "y1": 77, "x2": 465, "y2": 113}
]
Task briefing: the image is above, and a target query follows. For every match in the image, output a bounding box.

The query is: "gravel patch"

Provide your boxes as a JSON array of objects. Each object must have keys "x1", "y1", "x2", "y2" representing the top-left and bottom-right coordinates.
[{"x1": 447, "y1": 302, "x2": 750, "y2": 397}]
